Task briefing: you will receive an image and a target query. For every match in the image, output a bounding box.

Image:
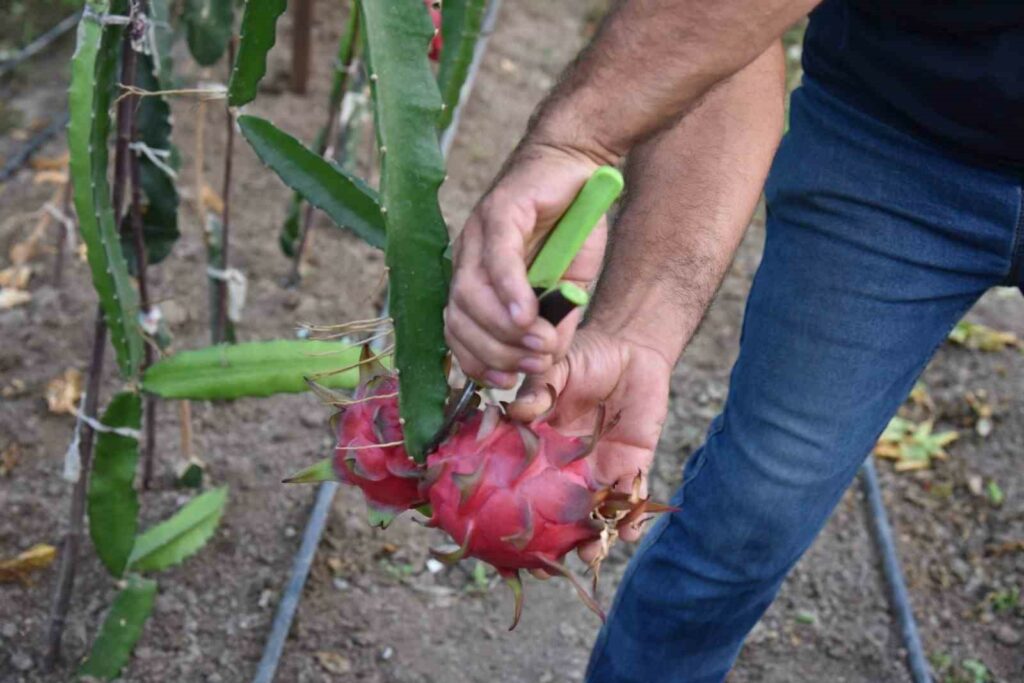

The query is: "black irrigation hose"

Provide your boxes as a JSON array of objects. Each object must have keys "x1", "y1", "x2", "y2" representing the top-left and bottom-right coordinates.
[
  {"x1": 252, "y1": 2, "x2": 503, "y2": 681},
  {"x1": 0, "y1": 11, "x2": 81, "y2": 184},
  {"x1": 252, "y1": 481, "x2": 339, "y2": 683},
  {"x1": 0, "y1": 11, "x2": 82, "y2": 80},
  {"x1": 0, "y1": 112, "x2": 70, "y2": 184},
  {"x1": 860, "y1": 457, "x2": 932, "y2": 683}
]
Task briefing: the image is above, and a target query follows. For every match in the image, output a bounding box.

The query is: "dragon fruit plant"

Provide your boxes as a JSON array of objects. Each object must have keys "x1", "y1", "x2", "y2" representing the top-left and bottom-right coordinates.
[
  {"x1": 222, "y1": 0, "x2": 663, "y2": 625},
  {"x1": 265, "y1": 0, "x2": 671, "y2": 626}
]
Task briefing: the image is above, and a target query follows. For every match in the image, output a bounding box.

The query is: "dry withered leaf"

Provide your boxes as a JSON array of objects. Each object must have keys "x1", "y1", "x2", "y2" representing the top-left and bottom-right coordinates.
[
  {"x1": 46, "y1": 368, "x2": 83, "y2": 415},
  {"x1": 948, "y1": 321, "x2": 1021, "y2": 352},
  {"x1": 965, "y1": 390, "x2": 995, "y2": 438},
  {"x1": 314, "y1": 651, "x2": 352, "y2": 675},
  {"x1": 29, "y1": 152, "x2": 68, "y2": 171},
  {"x1": 986, "y1": 540, "x2": 1024, "y2": 557},
  {"x1": 874, "y1": 416, "x2": 958, "y2": 472},
  {"x1": 201, "y1": 183, "x2": 224, "y2": 215},
  {"x1": 0, "y1": 265, "x2": 31, "y2": 289},
  {"x1": 0, "y1": 443, "x2": 19, "y2": 476},
  {"x1": 0, "y1": 288, "x2": 32, "y2": 309},
  {"x1": 1, "y1": 378, "x2": 26, "y2": 398},
  {"x1": 32, "y1": 170, "x2": 68, "y2": 185},
  {"x1": 908, "y1": 382, "x2": 934, "y2": 413},
  {"x1": 8, "y1": 239, "x2": 36, "y2": 266},
  {"x1": 0, "y1": 544, "x2": 57, "y2": 584}
]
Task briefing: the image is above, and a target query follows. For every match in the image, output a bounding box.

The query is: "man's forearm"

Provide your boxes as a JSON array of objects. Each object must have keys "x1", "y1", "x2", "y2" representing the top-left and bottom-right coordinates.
[
  {"x1": 586, "y1": 44, "x2": 786, "y2": 362},
  {"x1": 529, "y1": 0, "x2": 814, "y2": 163}
]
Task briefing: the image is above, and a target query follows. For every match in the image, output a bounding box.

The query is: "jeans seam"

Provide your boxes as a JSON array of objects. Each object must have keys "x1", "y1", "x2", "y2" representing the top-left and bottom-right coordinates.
[{"x1": 1007, "y1": 182, "x2": 1024, "y2": 286}]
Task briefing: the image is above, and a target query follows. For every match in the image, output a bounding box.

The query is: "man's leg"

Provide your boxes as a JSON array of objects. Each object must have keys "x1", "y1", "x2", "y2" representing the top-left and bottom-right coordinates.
[{"x1": 586, "y1": 79, "x2": 1023, "y2": 683}]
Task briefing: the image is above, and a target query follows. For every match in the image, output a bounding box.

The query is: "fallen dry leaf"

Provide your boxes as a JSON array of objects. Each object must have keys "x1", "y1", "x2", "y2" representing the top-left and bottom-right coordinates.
[
  {"x1": 874, "y1": 417, "x2": 958, "y2": 472},
  {"x1": 965, "y1": 390, "x2": 995, "y2": 438},
  {"x1": 8, "y1": 239, "x2": 36, "y2": 266},
  {"x1": 29, "y1": 152, "x2": 69, "y2": 171},
  {"x1": 33, "y1": 170, "x2": 68, "y2": 185},
  {"x1": 0, "y1": 544, "x2": 57, "y2": 584},
  {"x1": 0, "y1": 265, "x2": 31, "y2": 289},
  {"x1": 46, "y1": 368, "x2": 83, "y2": 415},
  {"x1": 986, "y1": 540, "x2": 1024, "y2": 557},
  {"x1": 0, "y1": 288, "x2": 32, "y2": 309},
  {"x1": 948, "y1": 321, "x2": 1020, "y2": 352},
  {"x1": 873, "y1": 442, "x2": 902, "y2": 460},
  {"x1": 908, "y1": 382, "x2": 934, "y2": 413},
  {"x1": 315, "y1": 651, "x2": 352, "y2": 675},
  {"x1": 201, "y1": 183, "x2": 224, "y2": 215},
  {"x1": 1, "y1": 378, "x2": 26, "y2": 398},
  {"x1": 0, "y1": 443, "x2": 19, "y2": 476}
]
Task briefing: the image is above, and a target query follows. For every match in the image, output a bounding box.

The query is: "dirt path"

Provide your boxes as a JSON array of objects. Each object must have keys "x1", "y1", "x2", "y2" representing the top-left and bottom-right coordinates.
[{"x1": 1, "y1": 1, "x2": 1021, "y2": 682}]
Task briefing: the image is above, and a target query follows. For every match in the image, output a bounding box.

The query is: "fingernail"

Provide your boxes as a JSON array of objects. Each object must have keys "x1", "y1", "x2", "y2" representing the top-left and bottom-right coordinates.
[
  {"x1": 508, "y1": 301, "x2": 524, "y2": 325},
  {"x1": 522, "y1": 334, "x2": 544, "y2": 351},
  {"x1": 518, "y1": 356, "x2": 546, "y2": 374}
]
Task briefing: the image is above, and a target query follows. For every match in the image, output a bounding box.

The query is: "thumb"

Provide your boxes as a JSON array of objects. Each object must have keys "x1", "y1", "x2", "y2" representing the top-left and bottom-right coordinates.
[{"x1": 507, "y1": 361, "x2": 569, "y2": 422}]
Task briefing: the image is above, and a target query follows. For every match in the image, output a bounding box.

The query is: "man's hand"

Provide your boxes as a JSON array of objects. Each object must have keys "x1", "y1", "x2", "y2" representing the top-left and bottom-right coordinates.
[
  {"x1": 446, "y1": 30, "x2": 785, "y2": 565},
  {"x1": 445, "y1": 144, "x2": 609, "y2": 389},
  {"x1": 508, "y1": 327, "x2": 673, "y2": 559}
]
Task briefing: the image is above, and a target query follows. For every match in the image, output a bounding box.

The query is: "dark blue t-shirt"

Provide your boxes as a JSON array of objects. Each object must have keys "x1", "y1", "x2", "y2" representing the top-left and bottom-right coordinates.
[{"x1": 803, "y1": 0, "x2": 1024, "y2": 168}]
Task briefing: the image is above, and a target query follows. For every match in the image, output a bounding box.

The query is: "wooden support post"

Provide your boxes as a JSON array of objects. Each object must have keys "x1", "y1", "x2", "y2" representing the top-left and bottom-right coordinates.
[{"x1": 291, "y1": 0, "x2": 314, "y2": 94}]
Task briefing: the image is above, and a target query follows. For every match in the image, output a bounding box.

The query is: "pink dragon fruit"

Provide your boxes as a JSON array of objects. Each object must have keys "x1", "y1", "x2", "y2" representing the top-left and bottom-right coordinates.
[{"x1": 424, "y1": 403, "x2": 671, "y2": 628}]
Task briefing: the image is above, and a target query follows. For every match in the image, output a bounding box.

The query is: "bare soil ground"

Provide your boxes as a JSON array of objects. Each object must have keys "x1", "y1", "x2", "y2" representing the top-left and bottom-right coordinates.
[{"x1": 1, "y1": 1, "x2": 1022, "y2": 682}]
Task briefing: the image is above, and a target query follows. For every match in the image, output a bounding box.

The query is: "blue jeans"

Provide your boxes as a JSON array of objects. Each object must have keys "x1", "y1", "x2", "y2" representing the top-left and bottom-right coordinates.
[{"x1": 586, "y1": 79, "x2": 1024, "y2": 683}]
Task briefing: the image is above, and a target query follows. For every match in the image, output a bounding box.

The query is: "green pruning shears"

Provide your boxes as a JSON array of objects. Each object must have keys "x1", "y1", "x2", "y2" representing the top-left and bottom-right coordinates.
[{"x1": 425, "y1": 165, "x2": 625, "y2": 454}]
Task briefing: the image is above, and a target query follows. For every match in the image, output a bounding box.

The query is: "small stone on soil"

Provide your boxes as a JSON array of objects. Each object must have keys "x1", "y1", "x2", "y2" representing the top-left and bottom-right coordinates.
[
  {"x1": 299, "y1": 411, "x2": 323, "y2": 429},
  {"x1": 950, "y1": 557, "x2": 971, "y2": 582},
  {"x1": 993, "y1": 624, "x2": 1021, "y2": 646},
  {"x1": 11, "y1": 651, "x2": 32, "y2": 671},
  {"x1": 315, "y1": 651, "x2": 352, "y2": 675}
]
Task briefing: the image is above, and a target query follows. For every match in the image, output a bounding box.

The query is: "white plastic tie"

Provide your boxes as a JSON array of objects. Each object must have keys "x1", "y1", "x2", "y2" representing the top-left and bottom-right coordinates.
[
  {"x1": 71, "y1": 407, "x2": 142, "y2": 440},
  {"x1": 129, "y1": 141, "x2": 178, "y2": 179},
  {"x1": 62, "y1": 391, "x2": 88, "y2": 482},
  {"x1": 206, "y1": 267, "x2": 248, "y2": 323},
  {"x1": 138, "y1": 305, "x2": 162, "y2": 335}
]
